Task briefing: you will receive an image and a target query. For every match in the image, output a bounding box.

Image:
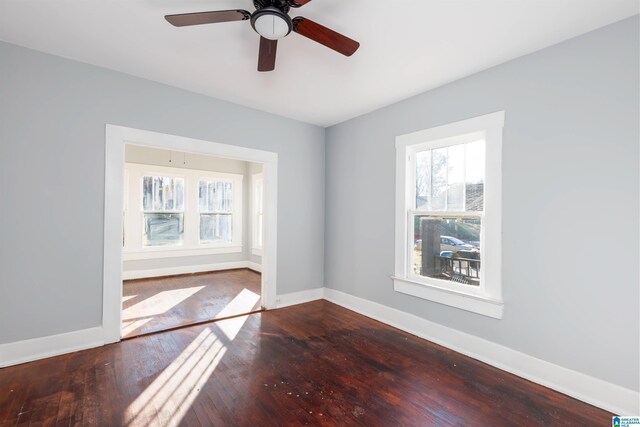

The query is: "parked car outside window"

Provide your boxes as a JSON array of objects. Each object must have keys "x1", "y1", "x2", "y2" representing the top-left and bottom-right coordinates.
[
  {"x1": 414, "y1": 235, "x2": 478, "y2": 254},
  {"x1": 440, "y1": 235, "x2": 476, "y2": 253}
]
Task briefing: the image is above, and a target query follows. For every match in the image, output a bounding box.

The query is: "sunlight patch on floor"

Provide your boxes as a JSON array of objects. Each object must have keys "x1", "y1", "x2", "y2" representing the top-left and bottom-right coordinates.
[
  {"x1": 122, "y1": 294, "x2": 138, "y2": 303},
  {"x1": 121, "y1": 316, "x2": 153, "y2": 337},
  {"x1": 122, "y1": 286, "x2": 205, "y2": 320},
  {"x1": 215, "y1": 288, "x2": 260, "y2": 319},
  {"x1": 215, "y1": 288, "x2": 260, "y2": 340},
  {"x1": 125, "y1": 314, "x2": 252, "y2": 427}
]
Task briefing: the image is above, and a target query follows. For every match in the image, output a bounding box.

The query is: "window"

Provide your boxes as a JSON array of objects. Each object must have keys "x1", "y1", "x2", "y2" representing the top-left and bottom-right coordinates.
[
  {"x1": 411, "y1": 139, "x2": 484, "y2": 286},
  {"x1": 252, "y1": 173, "x2": 264, "y2": 254},
  {"x1": 122, "y1": 163, "x2": 243, "y2": 260},
  {"x1": 394, "y1": 112, "x2": 504, "y2": 318},
  {"x1": 199, "y1": 179, "x2": 233, "y2": 243},
  {"x1": 142, "y1": 175, "x2": 185, "y2": 246}
]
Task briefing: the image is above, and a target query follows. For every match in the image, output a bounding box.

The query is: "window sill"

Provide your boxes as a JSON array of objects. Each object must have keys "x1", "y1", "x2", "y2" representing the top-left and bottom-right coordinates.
[
  {"x1": 392, "y1": 276, "x2": 504, "y2": 319},
  {"x1": 123, "y1": 245, "x2": 243, "y2": 261}
]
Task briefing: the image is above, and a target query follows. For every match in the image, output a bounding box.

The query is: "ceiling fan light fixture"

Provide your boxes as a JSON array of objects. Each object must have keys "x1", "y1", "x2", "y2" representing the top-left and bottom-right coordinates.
[{"x1": 251, "y1": 7, "x2": 292, "y2": 40}]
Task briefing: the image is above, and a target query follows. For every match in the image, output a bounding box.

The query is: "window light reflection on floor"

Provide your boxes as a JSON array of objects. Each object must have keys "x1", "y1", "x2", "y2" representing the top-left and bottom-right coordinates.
[
  {"x1": 121, "y1": 316, "x2": 154, "y2": 337},
  {"x1": 124, "y1": 327, "x2": 226, "y2": 426},
  {"x1": 215, "y1": 288, "x2": 260, "y2": 340},
  {"x1": 122, "y1": 286, "x2": 205, "y2": 320},
  {"x1": 122, "y1": 294, "x2": 138, "y2": 303},
  {"x1": 124, "y1": 288, "x2": 260, "y2": 426}
]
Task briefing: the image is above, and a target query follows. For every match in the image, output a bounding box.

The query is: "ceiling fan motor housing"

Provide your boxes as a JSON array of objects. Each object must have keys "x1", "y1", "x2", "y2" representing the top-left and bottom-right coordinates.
[{"x1": 251, "y1": 5, "x2": 293, "y2": 40}]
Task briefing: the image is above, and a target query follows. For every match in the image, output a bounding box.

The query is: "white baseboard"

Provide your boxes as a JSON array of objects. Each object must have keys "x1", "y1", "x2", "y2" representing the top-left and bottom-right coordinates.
[
  {"x1": 122, "y1": 261, "x2": 251, "y2": 280},
  {"x1": 323, "y1": 287, "x2": 639, "y2": 415},
  {"x1": 275, "y1": 287, "x2": 325, "y2": 308},
  {"x1": 0, "y1": 326, "x2": 104, "y2": 368},
  {"x1": 247, "y1": 261, "x2": 262, "y2": 273}
]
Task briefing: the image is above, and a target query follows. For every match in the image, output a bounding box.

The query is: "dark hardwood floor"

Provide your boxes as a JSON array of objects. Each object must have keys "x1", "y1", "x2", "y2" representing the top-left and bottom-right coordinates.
[
  {"x1": 0, "y1": 301, "x2": 611, "y2": 426},
  {"x1": 122, "y1": 269, "x2": 262, "y2": 338}
]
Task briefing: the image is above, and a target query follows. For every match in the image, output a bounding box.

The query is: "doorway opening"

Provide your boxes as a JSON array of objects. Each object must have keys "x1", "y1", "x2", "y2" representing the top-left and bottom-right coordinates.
[{"x1": 103, "y1": 125, "x2": 278, "y2": 343}]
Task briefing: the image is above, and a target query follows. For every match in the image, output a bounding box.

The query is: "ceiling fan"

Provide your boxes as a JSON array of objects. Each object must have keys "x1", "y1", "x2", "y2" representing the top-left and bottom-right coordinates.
[{"x1": 165, "y1": 0, "x2": 360, "y2": 72}]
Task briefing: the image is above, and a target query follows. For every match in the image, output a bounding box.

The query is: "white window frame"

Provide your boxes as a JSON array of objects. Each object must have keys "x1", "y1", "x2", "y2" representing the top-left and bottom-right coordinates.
[
  {"x1": 252, "y1": 172, "x2": 264, "y2": 256},
  {"x1": 123, "y1": 163, "x2": 243, "y2": 261},
  {"x1": 393, "y1": 111, "x2": 505, "y2": 319}
]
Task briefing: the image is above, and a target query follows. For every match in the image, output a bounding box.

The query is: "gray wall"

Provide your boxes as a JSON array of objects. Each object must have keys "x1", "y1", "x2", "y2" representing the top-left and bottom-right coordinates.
[
  {"x1": 122, "y1": 146, "x2": 253, "y2": 273},
  {"x1": 0, "y1": 41, "x2": 324, "y2": 343},
  {"x1": 324, "y1": 16, "x2": 639, "y2": 391}
]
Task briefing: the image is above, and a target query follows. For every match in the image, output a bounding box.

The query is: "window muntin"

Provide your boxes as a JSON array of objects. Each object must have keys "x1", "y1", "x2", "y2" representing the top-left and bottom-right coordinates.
[
  {"x1": 141, "y1": 176, "x2": 185, "y2": 246},
  {"x1": 198, "y1": 179, "x2": 233, "y2": 243},
  {"x1": 411, "y1": 139, "x2": 485, "y2": 287}
]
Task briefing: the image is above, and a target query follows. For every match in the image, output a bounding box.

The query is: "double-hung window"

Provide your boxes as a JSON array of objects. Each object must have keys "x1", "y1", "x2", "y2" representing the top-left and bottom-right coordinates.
[
  {"x1": 142, "y1": 175, "x2": 185, "y2": 247},
  {"x1": 394, "y1": 112, "x2": 504, "y2": 318},
  {"x1": 199, "y1": 179, "x2": 234, "y2": 243}
]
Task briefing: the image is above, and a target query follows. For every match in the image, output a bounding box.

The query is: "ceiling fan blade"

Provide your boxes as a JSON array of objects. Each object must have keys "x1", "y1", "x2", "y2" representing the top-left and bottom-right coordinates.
[
  {"x1": 165, "y1": 10, "x2": 251, "y2": 27},
  {"x1": 258, "y1": 37, "x2": 278, "y2": 72},
  {"x1": 292, "y1": 17, "x2": 359, "y2": 56},
  {"x1": 287, "y1": 0, "x2": 312, "y2": 7}
]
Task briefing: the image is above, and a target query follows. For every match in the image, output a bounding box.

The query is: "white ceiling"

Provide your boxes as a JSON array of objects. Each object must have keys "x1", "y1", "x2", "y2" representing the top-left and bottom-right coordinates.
[{"x1": 0, "y1": 1, "x2": 637, "y2": 126}]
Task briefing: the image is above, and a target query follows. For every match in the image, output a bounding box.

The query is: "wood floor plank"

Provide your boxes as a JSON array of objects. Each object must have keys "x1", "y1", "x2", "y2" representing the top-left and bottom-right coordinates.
[{"x1": 0, "y1": 300, "x2": 613, "y2": 426}]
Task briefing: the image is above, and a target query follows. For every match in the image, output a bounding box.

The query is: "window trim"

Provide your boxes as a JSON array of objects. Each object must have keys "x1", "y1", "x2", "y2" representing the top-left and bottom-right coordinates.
[
  {"x1": 123, "y1": 162, "x2": 243, "y2": 260},
  {"x1": 394, "y1": 111, "x2": 505, "y2": 319}
]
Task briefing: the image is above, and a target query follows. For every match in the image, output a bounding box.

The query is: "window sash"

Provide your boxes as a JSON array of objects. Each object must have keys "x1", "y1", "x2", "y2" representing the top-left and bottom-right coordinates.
[
  {"x1": 199, "y1": 179, "x2": 233, "y2": 214},
  {"x1": 410, "y1": 140, "x2": 485, "y2": 214},
  {"x1": 199, "y1": 212, "x2": 233, "y2": 243},
  {"x1": 143, "y1": 212, "x2": 185, "y2": 247},
  {"x1": 406, "y1": 211, "x2": 484, "y2": 291},
  {"x1": 141, "y1": 175, "x2": 185, "y2": 213}
]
